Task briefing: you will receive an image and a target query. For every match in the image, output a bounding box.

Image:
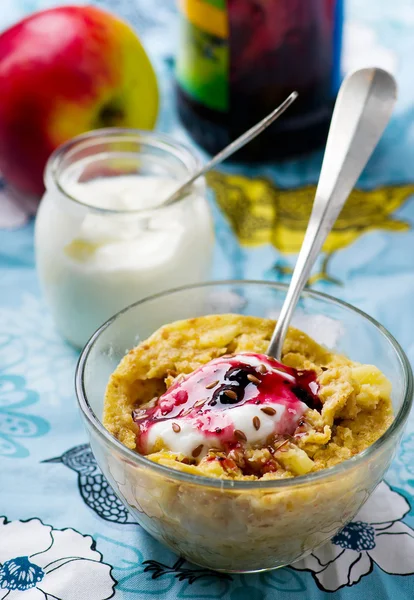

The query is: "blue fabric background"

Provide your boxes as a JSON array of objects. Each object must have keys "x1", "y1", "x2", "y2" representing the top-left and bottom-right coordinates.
[{"x1": 1, "y1": 0, "x2": 414, "y2": 598}]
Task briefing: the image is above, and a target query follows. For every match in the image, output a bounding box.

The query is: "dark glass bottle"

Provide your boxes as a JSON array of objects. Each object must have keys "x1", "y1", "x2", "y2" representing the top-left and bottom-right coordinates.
[{"x1": 175, "y1": 0, "x2": 343, "y2": 161}]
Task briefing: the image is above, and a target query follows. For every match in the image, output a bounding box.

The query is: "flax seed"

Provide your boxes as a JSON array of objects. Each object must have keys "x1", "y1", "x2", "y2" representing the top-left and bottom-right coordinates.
[
  {"x1": 261, "y1": 406, "x2": 276, "y2": 416},
  {"x1": 205, "y1": 380, "x2": 219, "y2": 389},
  {"x1": 275, "y1": 439, "x2": 289, "y2": 452},
  {"x1": 192, "y1": 444, "x2": 204, "y2": 458},
  {"x1": 234, "y1": 429, "x2": 247, "y2": 442},
  {"x1": 253, "y1": 416, "x2": 261, "y2": 430}
]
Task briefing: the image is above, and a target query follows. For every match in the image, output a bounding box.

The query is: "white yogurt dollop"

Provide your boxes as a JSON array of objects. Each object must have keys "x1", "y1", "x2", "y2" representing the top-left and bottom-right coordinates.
[
  {"x1": 136, "y1": 353, "x2": 312, "y2": 459},
  {"x1": 144, "y1": 402, "x2": 306, "y2": 458}
]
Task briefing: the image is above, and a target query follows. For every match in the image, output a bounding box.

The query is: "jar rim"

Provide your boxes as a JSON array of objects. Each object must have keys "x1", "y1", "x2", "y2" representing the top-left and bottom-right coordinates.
[{"x1": 44, "y1": 127, "x2": 203, "y2": 215}]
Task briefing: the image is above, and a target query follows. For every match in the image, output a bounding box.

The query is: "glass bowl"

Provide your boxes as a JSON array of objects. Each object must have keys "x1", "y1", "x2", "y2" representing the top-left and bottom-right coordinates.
[
  {"x1": 36, "y1": 128, "x2": 213, "y2": 348},
  {"x1": 75, "y1": 281, "x2": 413, "y2": 573}
]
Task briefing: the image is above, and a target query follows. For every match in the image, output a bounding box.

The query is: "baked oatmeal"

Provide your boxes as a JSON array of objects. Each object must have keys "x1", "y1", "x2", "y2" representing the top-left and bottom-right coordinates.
[{"x1": 104, "y1": 314, "x2": 393, "y2": 479}]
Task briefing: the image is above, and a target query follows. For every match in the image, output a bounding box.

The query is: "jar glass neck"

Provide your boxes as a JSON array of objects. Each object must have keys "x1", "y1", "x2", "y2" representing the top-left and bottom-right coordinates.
[{"x1": 45, "y1": 129, "x2": 201, "y2": 215}]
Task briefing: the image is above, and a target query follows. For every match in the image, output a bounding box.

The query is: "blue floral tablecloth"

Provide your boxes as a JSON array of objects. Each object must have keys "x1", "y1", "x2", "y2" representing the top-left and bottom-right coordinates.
[{"x1": 1, "y1": 1, "x2": 414, "y2": 599}]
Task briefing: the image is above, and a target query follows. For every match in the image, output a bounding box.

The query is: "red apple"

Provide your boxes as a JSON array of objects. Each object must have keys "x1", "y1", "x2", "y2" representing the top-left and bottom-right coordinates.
[{"x1": 0, "y1": 5, "x2": 159, "y2": 197}]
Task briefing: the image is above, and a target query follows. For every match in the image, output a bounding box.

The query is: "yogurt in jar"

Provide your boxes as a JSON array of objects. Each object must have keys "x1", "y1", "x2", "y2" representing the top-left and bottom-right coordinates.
[{"x1": 35, "y1": 173, "x2": 214, "y2": 348}]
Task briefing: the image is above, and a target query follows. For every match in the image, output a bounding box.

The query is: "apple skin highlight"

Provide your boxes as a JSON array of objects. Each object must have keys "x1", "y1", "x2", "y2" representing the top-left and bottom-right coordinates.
[{"x1": 0, "y1": 6, "x2": 158, "y2": 195}]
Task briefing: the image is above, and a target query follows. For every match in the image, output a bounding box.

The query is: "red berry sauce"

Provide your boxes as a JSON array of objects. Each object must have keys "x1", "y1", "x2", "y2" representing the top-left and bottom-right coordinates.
[{"x1": 133, "y1": 353, "x2": 320, "y2": 453}]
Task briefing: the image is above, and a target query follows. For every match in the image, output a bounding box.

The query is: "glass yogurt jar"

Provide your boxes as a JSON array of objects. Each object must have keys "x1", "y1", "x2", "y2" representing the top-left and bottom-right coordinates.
[{"x1": 35, "y1": 129, "x2": 214, "y2": 348}]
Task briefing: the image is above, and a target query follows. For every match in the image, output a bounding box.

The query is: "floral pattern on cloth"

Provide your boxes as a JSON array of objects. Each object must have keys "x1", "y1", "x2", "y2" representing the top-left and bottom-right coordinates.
[
  {"x1": 44, "y1": 445, "x2": 136, "y2": 525},
  {"x1": 0, "y1": 296, "x2": 61, "y2": 458},
  {"x1": 0, "y1": 517, "x2": 116, "y2": 599},
  {"x1": 94, "y1": 534, "x2": 307, "y2": 598},
  {"x1": 0, "y1": 295, "x2": 78, "y2": 406},
  {"x1": 392, "y1": 432, "x2": 414, "y2": 486},
  {"x1": 44, "y1": 441, "x2": 414, "y2": 597},
  {"x1": 292, "y1": 481, "x2": 414, "y2": 592},
  {"x1": 0, "y1": 373, "x2": 49, "y2": 458},
  {"x1": 95, "y1": 535, "x2": 232, "y2": 597},
  {"x1": 400, "y1": 433, "x2": 414, "y2": 476}
]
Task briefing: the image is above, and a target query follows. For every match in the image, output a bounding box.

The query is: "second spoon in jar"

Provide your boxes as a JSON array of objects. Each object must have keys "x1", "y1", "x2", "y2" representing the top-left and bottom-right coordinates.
[{"x1": 162, "y1": 92, "x2": 298, "y2": 207}]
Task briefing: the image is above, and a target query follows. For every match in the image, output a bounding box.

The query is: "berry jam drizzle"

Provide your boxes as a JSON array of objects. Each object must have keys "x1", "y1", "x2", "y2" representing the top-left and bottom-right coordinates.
[{"x1": 133, "y1": 353, "x2": 321, "y2": 455}]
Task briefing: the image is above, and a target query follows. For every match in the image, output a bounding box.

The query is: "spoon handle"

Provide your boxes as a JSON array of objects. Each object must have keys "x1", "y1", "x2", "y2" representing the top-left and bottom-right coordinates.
[
  {"x1": 163, "y1": 92, "x2": 298, "y2": 207},
  {"x1": 267, "y1": 68, "x2": 397, "y2": 360}
]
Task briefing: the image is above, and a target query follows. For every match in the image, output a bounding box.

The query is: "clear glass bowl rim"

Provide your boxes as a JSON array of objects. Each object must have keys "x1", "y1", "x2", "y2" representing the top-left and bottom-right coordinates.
[
  {"x1": 44, "y1": 127, "x2": 202, "y2": 215},
  {"x1": 75, "y1": 280, "x2": 413, "y2": 490}
]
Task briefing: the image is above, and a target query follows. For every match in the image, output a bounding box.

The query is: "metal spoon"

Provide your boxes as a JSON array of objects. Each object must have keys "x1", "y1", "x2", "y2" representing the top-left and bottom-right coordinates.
[
  {"x1": 162, "y1": 92, "x2": 298, "y2": 207},
  {"x1": 267, "y1": 68, "x2": 397, "y2": 361}
]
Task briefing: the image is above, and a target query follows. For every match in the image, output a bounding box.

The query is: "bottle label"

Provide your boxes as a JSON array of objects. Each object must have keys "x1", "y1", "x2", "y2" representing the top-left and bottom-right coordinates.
[
  {"x1": 176, "y1": 0, "x2": 229, "y2": 112},
  {"x1": 176, "y1": 0, "x2": 343, "y2": 115}
]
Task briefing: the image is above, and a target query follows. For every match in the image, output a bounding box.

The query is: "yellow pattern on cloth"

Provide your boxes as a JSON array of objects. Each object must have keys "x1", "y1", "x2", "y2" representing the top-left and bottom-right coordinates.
[{"x1": 207, "y1": 172, "x2": 414, "y2": 282}]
